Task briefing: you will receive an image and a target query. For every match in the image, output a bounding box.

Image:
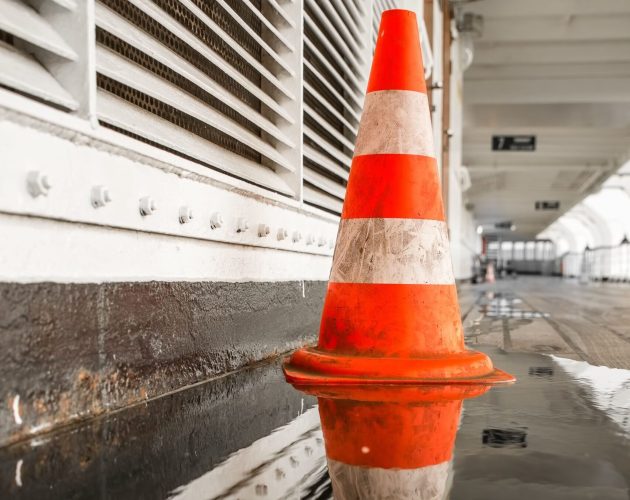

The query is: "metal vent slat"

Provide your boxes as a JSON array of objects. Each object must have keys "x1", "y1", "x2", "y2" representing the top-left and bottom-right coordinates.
[
  {"x1": 304, "y1": 167, "x2": 346, "y2": 200},
  {"x1": 98, "y1": 91, "x2": 295, "y2": 196},
  {"x1": 372, "y1": 18, "x2": 378, "y2": 48},
  {"x1": 303, "y1": 144, "x2": 349, "y2": 182},
  {"x1": 95, "y1": 3, "x2": 293, "y2": 149},
  {"x1": 303, "y1": 125, "x2": 352, "y2": 169},
  {"x1": 95, "y1": 0, "x2": 299, "y2": 194},
  {"x1": 0, "y1": 42, "x2": 77, "y2": 109},
  {"x1": 304, "y1": 123, "x2": 352, "y2": 169},
  {"x1": 96, "y1": 46, "x2": 294, "y2": 173},
  {"x1": 304, "y1": 81, "x2": 358, "y2": 136},
  {"x1": 333, "y1": 0, "x2": 362, "y2": 33},
  {"x1": 304, "y1": 15, "x2": 363, "y2": 99},
  {"x1": 304, "y1": 34, "x2": 362, "y2": 109},
  {"x1": 316, "y1": 0, "x2": 364, "y2": 61},
  {"x1": 238, "y1": 0, "x2": 294, "y2": 53},
  {"x1": 266, "y1": 0, "x2": 295, "y2": 28},
  {"x1": 0, "y1": 0, "x2": 80, "y2": 111},
  {"x1": 305, "y1": 0, "x2": 362, "y2": 73},
  {"x1": 135, "y1": 0, "x2": 294, "y2": 101},
  {"x1": 214, "y1": 0, "x2": 294, "y2": 75},
  {"x1": 302, "y1": 0, "x2": 370, "y2": 214},
  {"x1": 49, "y1": 0, "x2": 77, "y2": 9},
  {"x1": 118, "y1": 0, "x2": 293, "y2": 121},
  {"x1": 303, "y1": 58, "x2": 361, "y2": 124},
  {"x1": 0, "y1": 0, "x2": 76, "y2": 59},
  {"x1": 304, "y1": 102, "x2": 354, "y2": 152},
  {"x1": 303, "y1": 183, "x2": 344, "y2": 213}
]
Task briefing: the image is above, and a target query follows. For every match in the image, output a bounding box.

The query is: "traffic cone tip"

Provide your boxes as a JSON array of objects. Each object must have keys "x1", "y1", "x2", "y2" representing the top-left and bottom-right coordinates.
[{"x1": 367, "y1": 9, "x2": 426, "y2": 93}]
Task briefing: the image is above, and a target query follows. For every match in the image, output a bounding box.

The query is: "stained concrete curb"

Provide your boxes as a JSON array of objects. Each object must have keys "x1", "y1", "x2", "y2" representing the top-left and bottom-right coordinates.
[{"x1": 0, "y1": 280, "x2": 326, "y2": 446}]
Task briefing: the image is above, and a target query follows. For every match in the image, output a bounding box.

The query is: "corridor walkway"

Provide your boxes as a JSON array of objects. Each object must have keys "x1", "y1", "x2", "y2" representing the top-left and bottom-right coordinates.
[
  {"x1": 459, "y1": 277, "x2": 630, "y2": 370},
  {"x1": 2, "y1": 276, "x2": 630, "y2": 499}
]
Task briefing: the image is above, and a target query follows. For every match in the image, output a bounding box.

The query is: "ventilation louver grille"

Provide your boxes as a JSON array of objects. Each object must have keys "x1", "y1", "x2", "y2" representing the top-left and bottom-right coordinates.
[
  {"x1": 0, "y1": 0, "x2": 78, "y2": 110},
  {"x1": 1, "y1": 1, "x2": 406, "y2": 207},
  {"x1": 302, "y1": 0, "x2": 369, "y2": 214},
  {"x1": 301, "y1": 0, "x2": 396, "y2": 214},
  {"x1": 95, "y1": 0, "x2": 297, "y2": 195}
]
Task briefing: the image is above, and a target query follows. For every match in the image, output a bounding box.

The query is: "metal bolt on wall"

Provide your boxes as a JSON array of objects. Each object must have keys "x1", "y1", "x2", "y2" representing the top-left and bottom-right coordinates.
[
  {"x1": 91, "y1": 186, "x2": 112, "y2": 208},
  {"x1": 6, "y1": 127, "x2": 338, "y2": 257},
  {"x1": 179, "y1": 206, "x2": 194, "y2": 224},
  {"x1": 210, "y1": 212, "x2": 224, "y2": 229},
  {"x1": 139, "y1": 196, "x2": 157, "y2": 216},
  {"x1": 26, "y1": 171, "x2": 51, "y2": 198},
  {"x1": 237, "y1": 217, "x2": 249, "y2": 233}
]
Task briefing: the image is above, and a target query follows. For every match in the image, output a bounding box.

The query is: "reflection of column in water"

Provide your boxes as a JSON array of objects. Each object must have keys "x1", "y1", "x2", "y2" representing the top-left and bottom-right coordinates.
[
  {"x1": 579, "y1": 247, "x2": 590, "y2": 284},
  {"x1": 309, "y1": 385, "x2": 490, "y2": 500},
  {"x1": 622, "y1": 236, "x2": 629, "y2": 282}
]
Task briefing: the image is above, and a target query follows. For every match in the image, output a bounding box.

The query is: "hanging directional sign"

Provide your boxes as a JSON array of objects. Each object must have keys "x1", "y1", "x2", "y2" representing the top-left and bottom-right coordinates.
[{"x1": 492, "y1": 135, "x2": 536, "y2": 151}]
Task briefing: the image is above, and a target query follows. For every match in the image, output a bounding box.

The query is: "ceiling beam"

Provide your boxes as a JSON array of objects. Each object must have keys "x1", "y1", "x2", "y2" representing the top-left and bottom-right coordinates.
[
  {"x1": 474, "y1": 41, "x2": 630, "y2": 65},
  {"x1": 464, "y1": 103, "x2": 630, "y2": 128},
  {"x1": 465, "y1": 77, "x2": 630, "y2": 104},
  {"x1": 464, "y1": 154, "x2": 624, "y2": 164},
  {"x1": 482, "y1": 16, "x2": 630, "y2": 43},
  {"x1": 465, "y1": 125, "x2": 630, "y2": 136},
  {"x1": 465, "y1": 63, "x2": 630, "y2": 81},
  {"x1": 467, "y1": 164, "x2": 611, "y2": 172},
  {"x1": 462, "y1": 0, "x2": 630, "y2": 240},
  {"x1": 466, "y1": 0, "x2": 630, "y2": 18},
  {"x1": 464, "y1": 154, "x2": 610, "y2": 166}
]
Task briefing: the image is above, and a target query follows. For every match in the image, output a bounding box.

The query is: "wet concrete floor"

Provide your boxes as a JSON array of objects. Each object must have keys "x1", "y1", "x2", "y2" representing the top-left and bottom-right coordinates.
[
  {"x1": 459, "y1": 276, "x2": 630, "y2": 369},
  {"x1": 1, "y1": 277, "x2": 629, "y2": 499}
]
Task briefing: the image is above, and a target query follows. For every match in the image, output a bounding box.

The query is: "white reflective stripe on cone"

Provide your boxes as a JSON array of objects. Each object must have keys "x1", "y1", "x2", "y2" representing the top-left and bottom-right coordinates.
[
  {"x1": 353, "y1": 90, "x2": 435, "y2": 158},
  {"x1": 327, "y1": 458, "x2": 450, "y2": 500},
  {"x1": 329, "y1": 218, "x2": 455, "y2": 285}
]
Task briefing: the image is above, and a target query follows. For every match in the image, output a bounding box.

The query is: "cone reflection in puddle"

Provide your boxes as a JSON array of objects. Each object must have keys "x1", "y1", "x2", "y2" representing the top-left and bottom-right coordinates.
[{"x1": 291, "y1": 384, "x2": 492, "y2": 499}]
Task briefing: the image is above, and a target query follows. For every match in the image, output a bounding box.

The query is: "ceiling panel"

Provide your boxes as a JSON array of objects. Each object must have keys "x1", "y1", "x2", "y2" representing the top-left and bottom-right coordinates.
[{"x1": 462, "y1": 0, "x2": 630, "y2": 237}]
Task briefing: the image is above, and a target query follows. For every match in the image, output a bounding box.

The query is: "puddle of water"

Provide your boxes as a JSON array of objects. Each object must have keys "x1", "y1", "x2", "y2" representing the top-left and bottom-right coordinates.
[
  {"x1": 477, "y1": 292, "x2": 550, "y2": 319},
  {"x1": 1, "y1": 346, "x2": 629, "y2": 499}
]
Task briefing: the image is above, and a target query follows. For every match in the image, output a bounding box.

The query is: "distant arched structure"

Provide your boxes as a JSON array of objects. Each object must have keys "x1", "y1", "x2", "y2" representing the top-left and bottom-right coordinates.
[{"x1": 539, "y1": 172, "x2": 630, "y2": 280}]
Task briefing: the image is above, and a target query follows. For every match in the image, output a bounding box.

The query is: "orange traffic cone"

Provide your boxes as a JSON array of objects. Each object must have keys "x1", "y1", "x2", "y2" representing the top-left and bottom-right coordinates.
[
  {"x1": 485, "y1": 261, "x2": 496, "y2": 284},
  {"x1": 311, "y1": 384, "x2": 489, "y2": 499},
  {"x1": 284, "y1": 9, "x2": 513, "y2": 385}
]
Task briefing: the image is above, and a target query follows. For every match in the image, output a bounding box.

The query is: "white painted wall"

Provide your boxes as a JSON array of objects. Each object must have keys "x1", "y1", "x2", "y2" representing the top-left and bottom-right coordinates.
[
  {"x1": 0, "y1": 91, "x2": 336, "y2": 283},
  {"x1": 431, "y1": 0, "x2": 444, "y2": 181},
  {"x1": 0, "y1": 213, "x2": 333, "y2": 283},
  {"x1": 0, "y1": 2, "x2": 471, "y2": 286},
  {"x1": 448, "y1": 29, "x2": 480, "y2": 280}
]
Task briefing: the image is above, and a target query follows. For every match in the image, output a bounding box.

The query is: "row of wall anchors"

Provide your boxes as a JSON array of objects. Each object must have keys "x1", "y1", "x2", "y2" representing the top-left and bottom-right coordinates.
[{"x1": 26, "y1": 170, "x2": 335, "y2": 248}]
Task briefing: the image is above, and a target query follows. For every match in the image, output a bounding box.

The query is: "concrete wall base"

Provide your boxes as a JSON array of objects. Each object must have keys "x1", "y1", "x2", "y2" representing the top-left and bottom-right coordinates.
[{"x1": 0, "y1": 280, "x2": 326, "y2": 446}]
